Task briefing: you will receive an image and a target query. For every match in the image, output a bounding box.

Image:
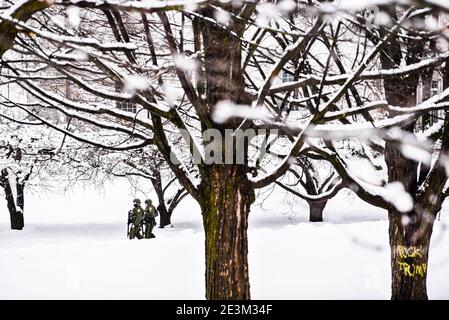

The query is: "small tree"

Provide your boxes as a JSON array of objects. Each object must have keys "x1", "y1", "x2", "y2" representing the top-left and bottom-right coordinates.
[
  {"x1": 0, "y1": 118, "x2": 58, "y2": 229},
  {"x1": 277, "y1": 157, "x2": 342, "y2": 222}
]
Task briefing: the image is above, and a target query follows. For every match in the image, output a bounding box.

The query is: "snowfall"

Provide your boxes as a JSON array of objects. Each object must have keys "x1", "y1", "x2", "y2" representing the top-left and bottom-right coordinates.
[{"x1": 0, "y1": 179, "x2": 448, "y2": 300}]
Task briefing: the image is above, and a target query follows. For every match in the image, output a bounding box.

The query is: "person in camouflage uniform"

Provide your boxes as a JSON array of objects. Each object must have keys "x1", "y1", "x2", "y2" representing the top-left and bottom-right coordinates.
[
  {"x1": 129, "y1": 198, "x2": 145, "y2": 239},
  {"x1": 143, "y1": 199, "x2": 158, "y2": 239}
]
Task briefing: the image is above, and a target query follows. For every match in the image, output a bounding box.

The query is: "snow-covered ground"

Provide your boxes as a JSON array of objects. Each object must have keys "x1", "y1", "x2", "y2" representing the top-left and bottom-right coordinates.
[{"x1": 0, "y1": 180, "x2": 448, "y2": 299}]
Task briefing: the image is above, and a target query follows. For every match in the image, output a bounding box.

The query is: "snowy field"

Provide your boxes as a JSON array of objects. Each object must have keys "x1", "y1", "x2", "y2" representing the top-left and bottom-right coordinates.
[{"x1": 1, "y1": 180, "x2": 448, "y2": 300}]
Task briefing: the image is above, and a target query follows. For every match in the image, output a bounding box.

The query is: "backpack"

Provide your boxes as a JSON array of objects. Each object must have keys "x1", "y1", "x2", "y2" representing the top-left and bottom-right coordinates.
[{"x1": 146, "y1": 206, "x2": 158, "y2": 218}]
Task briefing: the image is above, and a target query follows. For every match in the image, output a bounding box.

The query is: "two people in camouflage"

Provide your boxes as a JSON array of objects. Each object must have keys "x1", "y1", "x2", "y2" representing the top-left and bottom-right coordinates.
[{"x1": 128, "y1": 198, "x2": 158, "y2": 239}]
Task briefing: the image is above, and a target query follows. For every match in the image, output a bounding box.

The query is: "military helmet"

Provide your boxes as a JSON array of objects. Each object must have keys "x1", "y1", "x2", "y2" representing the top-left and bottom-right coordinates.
[
  {"x1": 133, "y1": 198, "x2": 141, "y2": 205},
  {"x1": 145, "y1": 199, "x2": 152, "y2": 205}
]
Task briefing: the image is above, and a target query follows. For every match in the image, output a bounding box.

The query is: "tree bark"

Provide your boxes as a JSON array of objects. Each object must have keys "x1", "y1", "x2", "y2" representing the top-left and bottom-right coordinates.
[
  {"x1": 1, "y1": 169, "x2": 24, "y2": 230},
  {"x1": 388, "y1": 113, "x2": 449, "y2": 300},
  {"x1": 200, "y1": 165, "x2": 255, "y2": 300},
  {"x1": 420, "y1": 71, "x2": 434, "y2": 129},
  {"x1": 10, "y1": 210, "x2": 24, "y2": 230},
  {"x1": 385, "y1": 121, "x2": 428, "y2": 300},
  {"x1": 150, "y1": 173, "x2": 170, "y2": 228},
  {"x1": 149, "y1": 171, "x2": 184, "y2": 228},
  {"x1": 309, "y1": 200, "x2": 327, "y2": 222},
  {"x1": 17, "y1": 181, "x2": 25, "y2": 213},
  {"x1": 389, "y1": 210, "x2": 434, "y2": 299},
  {"x1": 158, "y1": 204, "x2": 172, "y2": 228}
]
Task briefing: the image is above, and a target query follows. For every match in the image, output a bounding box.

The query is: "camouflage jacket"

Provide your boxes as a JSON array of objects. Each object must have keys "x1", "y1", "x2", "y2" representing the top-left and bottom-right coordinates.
[
  {"x1": 131, "y1": 206, "x2": 145, "y2": 225},
  {"x1": 145, "y1": 204, "x2": 158, "y2": 219}
]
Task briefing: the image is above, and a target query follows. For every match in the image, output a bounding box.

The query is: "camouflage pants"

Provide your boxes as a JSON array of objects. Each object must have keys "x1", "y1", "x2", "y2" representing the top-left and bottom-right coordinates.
[
  {"x1": 144, "y1": 219, "x2": 156, "y2": 239},
  {"x1": 129, "y1": 224, "x2": 143, "y2": 239}
]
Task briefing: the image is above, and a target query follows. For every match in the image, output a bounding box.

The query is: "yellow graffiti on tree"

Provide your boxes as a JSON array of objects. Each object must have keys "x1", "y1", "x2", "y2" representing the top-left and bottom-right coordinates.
[
  {"x1": 395, "y1": 245, "x2": 426, "y2": 277},
  {"x1": 397, "y1": 261, "x2": 427, "y2": 277},
  {"x1": 396, "y1": 245, "x2": 423, "y2": 259}
]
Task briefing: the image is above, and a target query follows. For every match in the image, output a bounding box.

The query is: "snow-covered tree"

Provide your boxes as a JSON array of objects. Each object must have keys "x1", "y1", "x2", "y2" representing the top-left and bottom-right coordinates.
[{"x1": 0, "y1": 118, "x2": 59, "y2": 229}]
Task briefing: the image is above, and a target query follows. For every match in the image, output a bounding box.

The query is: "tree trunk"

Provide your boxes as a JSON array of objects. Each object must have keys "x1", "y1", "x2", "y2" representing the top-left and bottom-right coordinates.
[
  {"x1": 384, "y1": 140, "x2": 434, "y2": 300},
  {"x1": 17, "y1": 181, "x2": 25, "y2": 213},
  {"x1": 10, "y1": 210, "x2": 24, "y2": 230},
  {"x1": 1, "y1": 169, "x2": 24, "y2": 230},
  {"x1": 389, "y1": 210, "x2": 434, "y2": 300},
  {"x1": 377, "y1": 10, "x2": 433, "y2": 298},
  {"x1": 199, "y1": 7, "x2": 253, "y2": 299},
  {"x1": 420, "y1": 71, "x2": 434, "y2": 129},
  {"x1": 200, "y1": 165, "x2": 255, "y2": 300},
  {"x1": 158, "y1": 204, "x2": 172, "y2": 228},
  {"x1": 309, "y1": 200, "x2": 327, "y2": 222}
]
